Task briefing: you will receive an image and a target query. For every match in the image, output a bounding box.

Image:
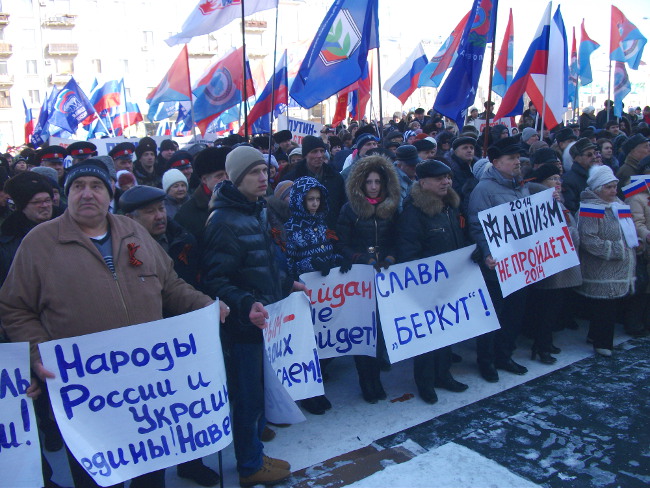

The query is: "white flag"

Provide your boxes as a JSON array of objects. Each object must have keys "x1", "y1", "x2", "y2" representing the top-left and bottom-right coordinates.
[{"x1": 166, "y1": 0, "x2": 278, "y2": 47}]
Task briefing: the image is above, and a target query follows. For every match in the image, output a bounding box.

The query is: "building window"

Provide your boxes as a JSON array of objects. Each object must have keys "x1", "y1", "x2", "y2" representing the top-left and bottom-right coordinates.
[
  {"x1": 55, "y1": 58, "x2": 73, "y2": 74},
  {"x1": 91, "y1": 58, "x2": 102, "y2": 74},
  {"x1": 0, "y1": 61, "x2": 7, "y2": 75},
  {"x1": 26, "y1": 59, "x2": 38, "y2": 75},
  {"x1": 28, "y1": 89, "x2": 40, "y2": 106},
  {"x1": 0, "y1": 90, "x2": 11, "y2": 108}
]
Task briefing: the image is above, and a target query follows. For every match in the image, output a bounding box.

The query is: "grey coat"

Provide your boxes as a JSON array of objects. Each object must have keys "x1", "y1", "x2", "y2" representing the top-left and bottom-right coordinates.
[{"x1": 576, "y1": 188, "x2": 636, "y2": 299}]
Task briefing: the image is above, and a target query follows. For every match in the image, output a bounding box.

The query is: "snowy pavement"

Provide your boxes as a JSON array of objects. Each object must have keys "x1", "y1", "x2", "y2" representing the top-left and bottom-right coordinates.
[{"x1": 45, "y1": 322, "x2": 649, "y2": 487}]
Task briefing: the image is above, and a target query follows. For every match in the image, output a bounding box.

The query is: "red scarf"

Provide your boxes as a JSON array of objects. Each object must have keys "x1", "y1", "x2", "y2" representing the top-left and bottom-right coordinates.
[{"x1": 366, "y1": 196, "x2": 384, "y2": 205}]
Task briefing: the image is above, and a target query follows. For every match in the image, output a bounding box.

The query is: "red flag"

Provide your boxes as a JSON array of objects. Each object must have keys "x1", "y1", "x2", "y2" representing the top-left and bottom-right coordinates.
[{"x1": 146, "y1": 46, "x2": 191, "y2": 120}]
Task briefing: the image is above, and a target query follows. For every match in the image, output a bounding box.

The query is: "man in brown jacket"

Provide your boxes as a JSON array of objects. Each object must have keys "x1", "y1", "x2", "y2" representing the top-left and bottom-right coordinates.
[{"x1": 0, "y1": 160, "x2": 229, "y2": 488}]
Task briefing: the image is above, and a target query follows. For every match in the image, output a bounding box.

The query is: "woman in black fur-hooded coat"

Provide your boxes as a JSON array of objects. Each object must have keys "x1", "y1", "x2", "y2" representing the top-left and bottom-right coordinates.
[{"x1": 336, "y1": 155, "x2": 402, "y2": 404}]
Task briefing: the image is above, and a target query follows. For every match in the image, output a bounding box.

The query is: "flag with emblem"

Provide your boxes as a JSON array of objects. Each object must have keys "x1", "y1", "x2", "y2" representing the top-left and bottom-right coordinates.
[
  {"x1": 48, "y1": 77, "x2": 97, "y2": 134},
  {"x1": 290, "y1": 0, "x2": 379, "y2": 109},
  {"x1": 146, "y1": 46, "x2": 191, "y2": 122},
  {"x1": 610, "y1": 5, "x2": 647, "y2": 70}
]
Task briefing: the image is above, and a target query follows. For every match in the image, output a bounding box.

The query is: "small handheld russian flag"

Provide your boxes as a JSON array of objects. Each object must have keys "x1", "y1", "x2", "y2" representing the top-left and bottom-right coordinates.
[
  {"x1": 579, "y1": 204, "x2": 605, "y2": 218},
  {"x1": 617, "y1": 206, "x2": 633, "y2": 219}
]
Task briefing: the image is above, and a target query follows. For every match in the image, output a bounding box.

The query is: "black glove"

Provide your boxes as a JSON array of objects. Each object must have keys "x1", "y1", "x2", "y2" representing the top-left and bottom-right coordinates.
[
  {"x1": 339, "y1": 259, "x2": 353, "y2": 274},
  {"x1": 470, "y1": 246, "x2": 483, "y2": 264},
  {"x1": 379, "y1": 256, "x2": 396, "y2": 270},
  {"x1": 319, "y1": 261, "x2": 331, "y2": 276},
  {"x1": 311, "y1": 256, "x2": 331, "y2": 276}
]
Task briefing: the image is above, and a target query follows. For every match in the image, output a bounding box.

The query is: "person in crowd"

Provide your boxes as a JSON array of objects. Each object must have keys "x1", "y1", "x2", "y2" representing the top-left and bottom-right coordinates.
[
  {"x1": 469, "y1": 137, "x2": 530, "y2": 382},
  {"x1": 266, "y1": 180, "x2": 293, "y2": 255},
  {"x1": 580, "y1": 106, "x2": 596, "y2": 129},
  {"x1": 38, "y1": 146, "x2": 67, "y2": 186},
  {"x1": 479, "y1": 101, "x2": 495, "y2": 120},
  {"x1": 109, "y1": 142, "x2": 136, "y2": 173},
  {"x1": 156, "y1": 139, "x2": 178, "y2": 175},
  {"x1": 161, "y1": 168, "x2": 189, "y2": 220},
  {"x1": 280, "y1": 135, "x2": 346, "y2": 230},
  {"x1": 531, "y1": 147, "x2": 563, "y2": 173},
  {"x1": 563, "y1": 138, "x2": 599, "y2": 213},
  {"x1": 66, "y1": 141, "x2": 97, "y2": 166},
  {"x1": 167, "y1": 150, "x2": 194, "y2": 188},
  {"x1": 114, "y1": 169, "x2": 137, "y2": 213},
  {"x1": 436, "y1": 131, "x2": 455, "y2": 160},
  {"x1": 605, "y1": 119, "x2": 621, "y2": 138},
  {"x1": 201, "y1": 146, "x2": 305, "y2": 487},
  {"x1": 520, "y1": 127, "x2": 540, "y2": 157},
  {"x1": 0, "y1": 160, "x2": 227, "y2": 488},
  {"x1": 10, "y1": 156, "x2": 28, "y2": 175},
  {"x1": 616, "y1": 134, "x2": 650, "y2": 194},
  {"x1": 413, "y1": 137, "x2": 437, "y2": 161},
  {"x1": 595, "y1": 100, "x2": 616, "y2": 128},
  {"x1": 273, "y1": 130, "x2": 293, "y2": 162},
  {"x1": 175, "y1": 146, "x2": 230, "y2": 244},
  {"x1": 285, "y1": 176, "x2": 342, "y2": 414},
  {"x1": 466, "y1": 107, "x2": 479, "y2": 124},
  {"x1": 396, "y1": 159, "x2": 469, "y2": 403},
  {"x1": 403, "y1": 130, "x2": 417, "y2": 145},
  {"x1": 598, "y1": 138, "x2": 619, "y2": 172},
  {"x1": 133, "y1": 139, "x2": 162, "y2": 188},
  {"x1": 449, "y1": 136, "x2": 478, "y2": 203},
  {"x1": 337, "y1": 155, "x2": 400, "y2": 403},
  {"x1": 393, "y1": 144, "x2": 420, "y2": 205},
  {"x1": 576, "y1": 165, "x2": 637, "y2": 356},
  {"x1": 526, "y1": 164, "x2": 582, "y2": 364},
  {"x1": 627, "y1": 157, "x2": 650, "y2": 335},
  {"x1": 119, "y1": 184, "x2": 221, "y2": 486},
  {"x1": 341, "y1": 133, "x2": 380, "y2": 175},
  {"x1": 551, "y1": 127, "x2": 578, "y2": 163}
]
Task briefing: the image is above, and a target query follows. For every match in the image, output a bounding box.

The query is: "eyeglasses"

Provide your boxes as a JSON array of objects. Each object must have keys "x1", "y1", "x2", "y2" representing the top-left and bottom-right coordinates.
[{"x1": 27, "y1": 197, "x2": 53, "y2": 206}]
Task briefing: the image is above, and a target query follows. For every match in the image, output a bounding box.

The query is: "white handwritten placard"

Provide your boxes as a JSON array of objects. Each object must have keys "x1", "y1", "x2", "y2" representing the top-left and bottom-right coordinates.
[
  {"x1": 39, "y1": 303, "x2": 231, "y2": 487},
  {"x1": 478, "y1": 188, "x2": 580, "y2": 296},
  {"x1": 301, "y1": 265, "x2": 378, "y2": 359},
  {"x1": 375, "y1": 246, "x2": 501, "y2": 363},
  {"x1": 264, "y1": 292, "x2": 324, "y2": 401},
  {"x1": 0, "y1": 342, "x2": 43, "y2": 488}
]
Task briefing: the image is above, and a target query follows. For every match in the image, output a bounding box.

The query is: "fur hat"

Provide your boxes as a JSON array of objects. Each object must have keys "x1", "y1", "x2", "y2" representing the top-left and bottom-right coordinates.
[
  {"x1": 4, "y1": 172, "x2": 53, "y2": 210},
  {"x1": 193, "y1": 147, "x2": 231, "y2": 178},
  {"x1": 530, "y1": 163, "x2": 560, "y2": 183},
  {"x1": 160, "y1": 139, "x2": 177, "y2": 152},
  {"x1": 162, "y1": 168, "x2": 188, "y2": 193},
  {"x1": 273, "y1": 130, "x2": 292, "y2": 143},
  {"x1": 225, "y1": 146, "x2": 266, "y2": 187}
]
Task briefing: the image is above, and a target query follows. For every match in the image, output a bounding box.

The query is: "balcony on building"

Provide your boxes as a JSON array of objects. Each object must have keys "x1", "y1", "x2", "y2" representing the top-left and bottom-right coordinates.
[
  {"x1": 246, "y1": 46, "x2": 268, "y2": 59},
  {"x1": 42, "y1": 14, "x2": 77, "y2": 28},
  {"x1": 0, "y1": 74, "x2": 14, "y2": 86},
  {"x1": 49, "y1": 73, "x2": 71, "y2": 85},
  {"x1": 0, "y1": 13, "x2": 9, "y2": 26},
  {"x1": 47, "y1": 43, "x2": 79, "y2": 56},
  {"x1": 0, "y1": 42, "x2": 12, "y2": 57}
]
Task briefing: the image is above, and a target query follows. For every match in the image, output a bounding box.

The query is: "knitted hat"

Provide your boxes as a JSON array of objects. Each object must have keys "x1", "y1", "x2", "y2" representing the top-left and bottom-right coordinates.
[
  {"x1": 162, "y1": 168, "x2": 188, "y2": 194},
  {"x1": 289, "y1": 147, "x2": 303, "y2": 159},
  {"x1": 30, "y1": 166, "x2": 58, "y2": 185},
  {"x1": 225, "y1": 146, "x2": 266, "y2": 187},
  {"x1": 95, "y1": 155, "x2": 117, "y2": 181},
  {"x1": 472, "y1": 158, "x2": 492, "y2": 179},
  {"x1": 587, "y1": 165, "x2": 618, "y2": 191},
  {"x1": 355, "y1": 133, "x2": 379, "y2": 151},
  {"x1": 193, "y1": 147, "x2": 231, "y2": 178},
  {"x1": 415, "y1": 160, "x2": 451, "y2": 180},
  {"x1": 64, "y1": 160, "x2": 113, "y2": 198},
  {"x1": 4, "y1": 172, "x2": 53, "y2": 210},
  {"x1": 530, "y1": 163, "x2": 561, "y2": 183},
  {"x1": 274, "y1": 180, "x2": 293, "y2": 201},
  {"x1": 116, "y1": 170, "x2": 137, "y2": 190},
  {"x1": 301, "y1": 135, "x2": 326, "y2": 157},
  {"x1": 522, "y1": 127, "x2": 538, "y2": 143}
]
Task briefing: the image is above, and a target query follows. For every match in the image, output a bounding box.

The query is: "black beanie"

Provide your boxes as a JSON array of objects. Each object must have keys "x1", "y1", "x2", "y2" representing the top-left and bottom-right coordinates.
[
  {"x1": 4, "y1": 172, "x2": 53, "y2": 210},
  {"x1": 301, "y1": 136, "x2": 326, "y2": 157},
  {"x1": 64, "y1": 160, "x2": 113, "y2": 198}
]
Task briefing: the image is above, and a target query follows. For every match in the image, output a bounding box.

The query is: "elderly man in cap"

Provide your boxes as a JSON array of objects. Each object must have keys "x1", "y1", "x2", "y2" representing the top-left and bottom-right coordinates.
[
  {"x1": 562, "y1": 137, "x2": 599, "y2": 213},
  {"x1": 468, "y1": 137, "x2": 530, "y2": 383},
  {"x1": 413, "y1": 137, "x2": 438, "y2": 161},
  {"x1": 0, "y1": 160, "x2": 228, "y2": 488},
  {"x1": 449, "y1": 135, "x2": 478, "y2": 201},
  {"x1": 66, "y1": 141, "x2": 97, "y2": 166},
  {"x1": 281, "y1": 135, "x2": 346, "y2": 229},
  {"x1": 201, "y1": 146, "x2": 307, "y2": 487},
  {"x1": 109, "y1": 142, "x2": 136, "y2": 173},
  {"x1": 175, "y1": 146, "x2": 230, "y2": 243},
  {"x1": 397, "y1": 159, "x2": 469, "y2": 403},
  {"x1": 616, "y1": 133, "x2": 650, "y2": 194}
]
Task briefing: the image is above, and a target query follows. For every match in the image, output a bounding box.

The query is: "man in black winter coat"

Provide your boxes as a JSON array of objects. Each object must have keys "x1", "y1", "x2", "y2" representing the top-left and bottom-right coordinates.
[
  {"x1": 396, "y1": 160, "x2": 469, "y2": 404},
  {"x1": 201, "y1": 146, "x2": 306, "y2": 487}
]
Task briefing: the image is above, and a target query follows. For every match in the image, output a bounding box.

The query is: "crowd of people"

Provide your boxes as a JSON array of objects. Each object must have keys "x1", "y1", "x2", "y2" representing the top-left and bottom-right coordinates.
[{"x1": 1, "y1": 98, "x2": 649, "y2": 488}]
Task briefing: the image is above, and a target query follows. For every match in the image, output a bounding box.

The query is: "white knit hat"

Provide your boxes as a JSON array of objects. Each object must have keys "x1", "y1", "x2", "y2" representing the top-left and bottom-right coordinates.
[
  {"x1": 587, "y1": 164, "x2": 618, "y2": 191},
  {"x1": 162, "y1": 168, "x2": 188, "y2": 194}
]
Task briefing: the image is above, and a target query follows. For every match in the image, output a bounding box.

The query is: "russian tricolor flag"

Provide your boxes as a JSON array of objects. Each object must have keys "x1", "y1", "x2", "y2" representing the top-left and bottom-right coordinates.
[
  {"x1": 23, "y1": 99, "x2": 34, "y2": 144},
  {"x1": 495, "y1": 3, "x2": 568, "y2": 130},
  {"x1": 384, "y1": 43, "x2": 428, "y2": 104},
  {"x1": 91, "y1": 79, "x2": 123, "y2": 114},
  {"x1": 617, "y1": 206, "x2": 633, "y2": 219},
  {"x1": 579, "y1": 204, "x2": 605, "y2": 218},
  {"x1": 245, "y1": 50, "x2": 288, "y2": 135},
  {"x1": 622, "y1": 178, "x2": 649, "y2": 198}
]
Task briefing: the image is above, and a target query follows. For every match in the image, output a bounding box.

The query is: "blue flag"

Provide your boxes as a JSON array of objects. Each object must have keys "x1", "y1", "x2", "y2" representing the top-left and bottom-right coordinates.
[
  {"x1": 434, "y1": 0, "x2": 498, "y2": 130},
  {"x1": 290, "y1": 0, "x2": 379, "y2": 109},
  {"x1": 30, "y1": 87, "x2": 59, "y2": 147},
  {"x1": 49, "y1": 77, "x2": 97, "y2": 134}
]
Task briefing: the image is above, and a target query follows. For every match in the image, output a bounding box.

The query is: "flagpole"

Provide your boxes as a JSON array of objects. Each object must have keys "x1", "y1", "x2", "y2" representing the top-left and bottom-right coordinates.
[
  {"x1": 484, "y1": 42, "x2": 497, "y2": 156},
  {"x1": 183, "y1": 45, "x2": 197, "y2": 139},
  {"x1": 606, "y1": 60, "x2": 612, "y2": 124},
  {"x1": 375, "y1": 47, "x2": 384, "y2": 131},
  {"x1": 240, "y1": 1, "x2": 249, "y2": 139},
  {"x1": 267, "y1": 2, "x2": 280, "y2": 160}
]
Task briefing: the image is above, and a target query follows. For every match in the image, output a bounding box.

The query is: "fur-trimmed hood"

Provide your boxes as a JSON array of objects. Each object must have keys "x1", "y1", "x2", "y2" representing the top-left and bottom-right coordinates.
[
  {"x1": 346, "y1": 156, "x2": 401, "y2": 220},
  {"x1": 408, "y1": 181, "x2": 460, "y2": 218}
]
